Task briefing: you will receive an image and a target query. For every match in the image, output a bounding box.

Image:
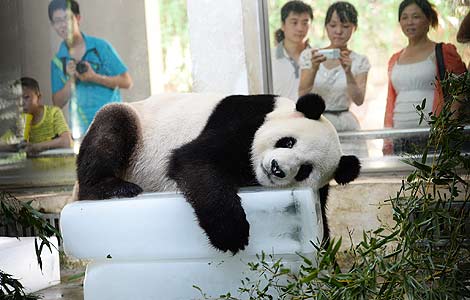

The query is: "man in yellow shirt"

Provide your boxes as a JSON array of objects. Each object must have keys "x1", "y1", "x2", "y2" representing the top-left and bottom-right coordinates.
[{"x1": 18, "y1": 77, "x2": 72, "y2": 155}]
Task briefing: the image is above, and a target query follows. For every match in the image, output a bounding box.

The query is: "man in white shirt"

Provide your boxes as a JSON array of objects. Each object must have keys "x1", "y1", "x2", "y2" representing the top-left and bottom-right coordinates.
[{"x1": 272, "y1": 1, "x2": 313, "y2": 101}]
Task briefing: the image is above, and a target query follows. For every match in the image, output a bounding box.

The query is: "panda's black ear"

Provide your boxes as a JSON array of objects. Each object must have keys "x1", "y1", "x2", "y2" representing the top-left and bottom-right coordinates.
[
  {"x1": 296, "y1": 93, "x2": 326, "y2": 120},
  {"x1": 334, "y1": 155, "x2": 361, "y2": 185}
]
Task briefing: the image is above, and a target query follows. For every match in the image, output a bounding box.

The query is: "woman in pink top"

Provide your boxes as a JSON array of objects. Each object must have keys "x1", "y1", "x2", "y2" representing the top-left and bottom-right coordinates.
[{"x1": 383, "y1": 0, "x2": 466, "y2": 154}]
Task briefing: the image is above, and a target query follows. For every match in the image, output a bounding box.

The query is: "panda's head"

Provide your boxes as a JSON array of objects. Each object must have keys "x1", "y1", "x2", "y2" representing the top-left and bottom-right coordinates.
[{"x1": 251, "y1": 93, "x2": 360, "y2": 190}]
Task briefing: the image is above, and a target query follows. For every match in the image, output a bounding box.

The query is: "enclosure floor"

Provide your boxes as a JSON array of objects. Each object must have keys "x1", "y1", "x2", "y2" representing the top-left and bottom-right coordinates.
[{"x1": 32, "y1": 267, "x2": 84, "y2": 300}]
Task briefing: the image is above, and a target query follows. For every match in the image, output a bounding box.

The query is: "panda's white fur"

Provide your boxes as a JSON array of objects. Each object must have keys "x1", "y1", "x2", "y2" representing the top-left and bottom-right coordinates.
[
  {"x1": 125, "y1": 93, "x2": 225, "y2": 191},
  {"x1": 252, "y1": 98, "x2": 341, "y2": 190},
  {"x1": 124, "y1": 94, "x2": 341, "y2": 192},
  {"x1": 77, "y1": 93, "x2": 360, "y2": 254}
]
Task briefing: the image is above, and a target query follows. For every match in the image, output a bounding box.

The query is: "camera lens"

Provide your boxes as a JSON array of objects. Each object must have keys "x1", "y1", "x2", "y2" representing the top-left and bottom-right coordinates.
[{"x1": 76, "y1": 61, "x2": 88, "y2": 74}]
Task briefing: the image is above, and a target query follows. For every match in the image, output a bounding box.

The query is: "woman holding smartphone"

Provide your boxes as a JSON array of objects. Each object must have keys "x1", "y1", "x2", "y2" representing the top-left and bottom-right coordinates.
[{"x1": 298, "y1": 1, "x2": 370, "y2": 133}]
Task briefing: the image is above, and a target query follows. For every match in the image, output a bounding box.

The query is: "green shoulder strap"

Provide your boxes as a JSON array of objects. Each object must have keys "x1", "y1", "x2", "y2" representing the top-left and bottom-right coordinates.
[
  {"x1": 52, "y1": 55, "x2": 67, "y2": 84},
  {"x1": 52, "y1": 55, "x2": 89, "y2": 127}
]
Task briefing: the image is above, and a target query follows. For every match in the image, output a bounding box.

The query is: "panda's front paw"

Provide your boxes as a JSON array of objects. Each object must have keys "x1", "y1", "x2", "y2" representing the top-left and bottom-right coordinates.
[
  {"x1": 199, "y1": 204, "x2": 250, "y2": 254},
  {"x1": 105, "y1": 180, "x2": 143, "y2": 199}
]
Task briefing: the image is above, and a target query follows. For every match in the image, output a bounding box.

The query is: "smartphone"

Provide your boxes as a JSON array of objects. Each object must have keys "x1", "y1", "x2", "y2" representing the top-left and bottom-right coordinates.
[{"x1": 317, "y1": 48, "x2": 340, "y2": 60}]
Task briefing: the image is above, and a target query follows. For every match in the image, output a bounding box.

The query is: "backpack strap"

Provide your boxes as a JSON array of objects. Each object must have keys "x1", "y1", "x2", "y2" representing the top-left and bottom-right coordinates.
[{"x1": 91, "y1": 48, "x2": 101, "y2": 62}]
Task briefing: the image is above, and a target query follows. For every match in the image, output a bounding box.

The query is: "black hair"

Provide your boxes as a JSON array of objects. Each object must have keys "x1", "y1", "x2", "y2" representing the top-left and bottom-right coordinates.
[
  {"x1": 48, "y1": 0, "x2": 80, "y2": 22},
  {"x1": 398, "y1": 0, "x2": 438, "y2": 29},
  {"x1": 457, "y1": 11, "x2": 470, "y2": 43},
  {"x1": 325, "y1": 1, "x2": 358, "y2": 27},
  {"x1": 18, "y1": 77, "x2": 41, "y2": 95},
  {"x1": 275, "y1": 1, "x2": 313, "y2": 44}
]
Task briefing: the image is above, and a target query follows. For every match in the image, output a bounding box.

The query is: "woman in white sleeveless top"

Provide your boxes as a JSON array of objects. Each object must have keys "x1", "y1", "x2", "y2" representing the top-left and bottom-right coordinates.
[
  {"x1": 391, "y1": 52, "x2": 436, "y2": 129},
  {"x1": 383, "y1": 0, "x2": 466, "y2": 154}
]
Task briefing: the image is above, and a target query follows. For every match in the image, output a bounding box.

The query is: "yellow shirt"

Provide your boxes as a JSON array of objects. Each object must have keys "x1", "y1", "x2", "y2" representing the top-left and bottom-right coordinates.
[{"x1": 30, "y1": 105, "x2": 70, "y2": 144}]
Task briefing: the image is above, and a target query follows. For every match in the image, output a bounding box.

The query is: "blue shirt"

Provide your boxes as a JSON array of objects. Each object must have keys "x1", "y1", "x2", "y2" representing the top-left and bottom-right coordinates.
[{"x1": 51, "y1": 32, "x2": 128, "y2": 138}]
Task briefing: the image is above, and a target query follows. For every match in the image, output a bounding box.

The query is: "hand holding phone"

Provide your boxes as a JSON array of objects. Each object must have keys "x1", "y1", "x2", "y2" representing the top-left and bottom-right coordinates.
[{"x1": 317, "y1": 48, "x2": 341, "y2": 60}]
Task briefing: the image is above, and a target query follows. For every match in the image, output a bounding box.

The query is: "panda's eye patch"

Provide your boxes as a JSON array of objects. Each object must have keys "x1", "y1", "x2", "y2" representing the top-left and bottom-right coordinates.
[
  {"x1": 295, "y1": 164, "x2": 313, "y2": 181},
  {"x1": 275, "y1": 137, "x2": 296, "y2": 149}
]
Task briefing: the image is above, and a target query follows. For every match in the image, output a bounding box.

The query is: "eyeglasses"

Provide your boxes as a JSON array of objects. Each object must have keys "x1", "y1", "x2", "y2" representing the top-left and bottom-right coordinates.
[{"x1": 52, "y1": 17, "x2": 71, "y2": 26}]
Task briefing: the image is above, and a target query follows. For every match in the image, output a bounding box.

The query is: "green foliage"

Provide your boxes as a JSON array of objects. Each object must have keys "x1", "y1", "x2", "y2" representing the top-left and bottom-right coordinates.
[
  {"x1": 158, "y1": 0, "x2": 192, "y2": 92},
  {"x1": 0, "y1": 191, "x2": 62, "y2": 299},
  {"x1": 269, "y1": 0, "x2": 468, "y2": 62},
  {"x1": 212, "y1": 72, "x2": 470, "y2": 299},
  {"x1": 159, "y1": 0, "x2": 189, "y2": 53},
  {"x1": 0, "y1": 270, "x2": 38, "y2": 300}
]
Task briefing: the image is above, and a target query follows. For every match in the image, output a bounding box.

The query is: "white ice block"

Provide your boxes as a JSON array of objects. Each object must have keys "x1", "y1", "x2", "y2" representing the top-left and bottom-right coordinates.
[
  {"x1": 0, "y1": 237, "x2": 60, "y2": 293},
  {"x1": 61, "y1": 188, "x2": 323, "y2": 260},
  {"x1": 84, "y1": 257, "x2": 303, "y2": 300},
  {"x1": 60, "y1": 188, "x2": 323, "y2": 300}
]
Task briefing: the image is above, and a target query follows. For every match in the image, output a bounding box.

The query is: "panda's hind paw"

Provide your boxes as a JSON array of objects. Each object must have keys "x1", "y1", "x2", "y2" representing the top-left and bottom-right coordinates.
[{"x1": 79, "y1": 177, "x2": 143, "y2": 200}]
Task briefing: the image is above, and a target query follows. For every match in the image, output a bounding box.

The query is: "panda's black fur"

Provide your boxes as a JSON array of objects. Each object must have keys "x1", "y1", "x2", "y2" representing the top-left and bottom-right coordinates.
[{"x1": 77, "y1": 93, "x2": 360, "y2": 254}]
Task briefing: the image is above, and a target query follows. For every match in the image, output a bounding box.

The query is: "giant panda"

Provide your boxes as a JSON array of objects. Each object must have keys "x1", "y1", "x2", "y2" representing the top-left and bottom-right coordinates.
[{"x1": 76, "y1": 93, "x2": 360, "y2": 254}]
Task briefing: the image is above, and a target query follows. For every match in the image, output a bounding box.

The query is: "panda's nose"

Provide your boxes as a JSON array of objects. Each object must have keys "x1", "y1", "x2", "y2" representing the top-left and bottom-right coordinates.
[{"x1": 270, "y1": 159, "x2": 286, "y2": 178}]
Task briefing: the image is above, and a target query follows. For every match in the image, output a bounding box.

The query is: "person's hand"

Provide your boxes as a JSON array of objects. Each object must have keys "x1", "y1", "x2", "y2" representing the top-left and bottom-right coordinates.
[
  {"x1": 76, "y1": 61, "x2": 97, "y2": 82},
  {"x1": 17, "y1": 140, "x2": 28, "y2": 151},
  {"x1": 23, "y1": 142, "x2": 40, "y2": 156},
  {"x1": 339, "y1": 49, "x2": 352, "y2": 74},
  {"x1": 382, "y1": 138, "x2": 394, "y2": 156},
  {"x1": 310, "y1": 49, "x2": 327, "y2": 72},
  {"x1": 66, "y1": 60, "x2": 77, "y2": 78}
]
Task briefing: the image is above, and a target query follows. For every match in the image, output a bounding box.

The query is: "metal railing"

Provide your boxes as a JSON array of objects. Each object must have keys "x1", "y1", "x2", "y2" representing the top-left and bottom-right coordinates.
[
  {"x1": 338, "y1": 125, "x2": 470, "y2": 140},
  {"x1": 0, "y1": 127, "x2": 468, "y2": 186}
]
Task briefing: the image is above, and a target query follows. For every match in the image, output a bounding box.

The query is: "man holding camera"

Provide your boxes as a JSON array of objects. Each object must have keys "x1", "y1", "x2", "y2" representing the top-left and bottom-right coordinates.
[{"x1": 49, "y1": 0, "x2": 133, "y2": 139}]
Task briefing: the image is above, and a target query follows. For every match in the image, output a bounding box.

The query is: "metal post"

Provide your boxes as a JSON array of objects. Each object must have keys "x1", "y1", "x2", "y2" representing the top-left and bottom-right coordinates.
[{"x1": 257, "y1": 0, "x2": 273, "y2": 94}]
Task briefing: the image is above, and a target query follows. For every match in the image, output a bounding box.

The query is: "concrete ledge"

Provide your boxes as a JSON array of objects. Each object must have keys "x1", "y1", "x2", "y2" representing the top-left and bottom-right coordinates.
[{"x1": 0, "y1": 236, "x2": 60, "y2": 293}]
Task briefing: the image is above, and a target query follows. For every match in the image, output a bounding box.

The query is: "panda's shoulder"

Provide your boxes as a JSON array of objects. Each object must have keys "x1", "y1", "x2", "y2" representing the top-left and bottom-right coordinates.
[
  {"x1": 201, "y1": 95, "x2": 277, "y2": 130},
  {"x1": 211, "y1": 94, "x2": 278, "y2": 117}
]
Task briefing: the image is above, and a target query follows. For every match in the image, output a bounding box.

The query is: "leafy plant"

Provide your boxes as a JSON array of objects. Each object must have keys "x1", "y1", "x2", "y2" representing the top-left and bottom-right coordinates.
[
  {"x1": 0, "y1": 191, "x2": 62, "y2": 299},
  {"x1": 0, "y1": 270, "x2": 37, "y2": 300},
  {"x1": 209, "y1": 71, "x2": 470, "y2": 299}
]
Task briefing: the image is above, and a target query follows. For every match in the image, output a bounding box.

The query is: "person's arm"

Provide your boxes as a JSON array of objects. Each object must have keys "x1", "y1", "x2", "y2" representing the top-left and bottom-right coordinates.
[
  {"x1": 24, "y1": 131, "x2": 72, "y2": 155},
  {"x1": 340, "y1": 51, "x2": 369, "y2": 106},
  {"x1": 439, "y1": 43, "x2": 468, "y2": 119},
  {"x1": 384, "y1": 52, "x2": 400, "y2": 129},
  {"x1": 299, "y1": 69, "x2": 317, "y2": 97},
  {"x1": 298, "y1": 50, "x2": 326, "y2": 97},
  {"x1": 98, "y1": 72, "x2": 132, "y2": 89},
  {"x1": 52, "y1": 78, "x2": 73, "y2": 108},
  {"x1": 52, "y1": 60, "x2": 76, "y2": 108},
  {"x1": 345, "y1": 71, "x2": 368, "y2": 106},
  {"x1": 0, "y1": 143, "x2": 19, "y2": 152},
  {"x1": 383, "y1": 54, "x2": 399, "y2": 156}
]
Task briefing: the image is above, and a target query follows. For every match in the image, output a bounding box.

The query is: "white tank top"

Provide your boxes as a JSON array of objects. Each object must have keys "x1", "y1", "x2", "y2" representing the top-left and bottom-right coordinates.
[{"x1": 391, "y1": 52, "x2": 436, "y2": 128}]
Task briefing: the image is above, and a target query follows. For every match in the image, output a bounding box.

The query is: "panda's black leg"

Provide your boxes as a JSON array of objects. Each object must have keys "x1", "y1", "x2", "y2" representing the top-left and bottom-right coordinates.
[
  {"x1": 168, "y1": 156, "x2": 249, "y2": 254},
  {"x1": 319, "y1": 184, "x2": 342, "y2": 272},
  {"x1": 76, "y1": 104, "x2": 143, "y2": 200},
  {"x1": 319, "y1": 184, "x2": 331, "y2": 248}
]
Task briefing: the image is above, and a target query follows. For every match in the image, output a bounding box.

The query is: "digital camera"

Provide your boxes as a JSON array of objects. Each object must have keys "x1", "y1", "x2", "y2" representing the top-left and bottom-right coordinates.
[
  {"x1": 317, "y1": 48, "x2": 341, "y2": 60},
  {"x1": 76, "y1": 61, "x2": 89, "y2": 74}
]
